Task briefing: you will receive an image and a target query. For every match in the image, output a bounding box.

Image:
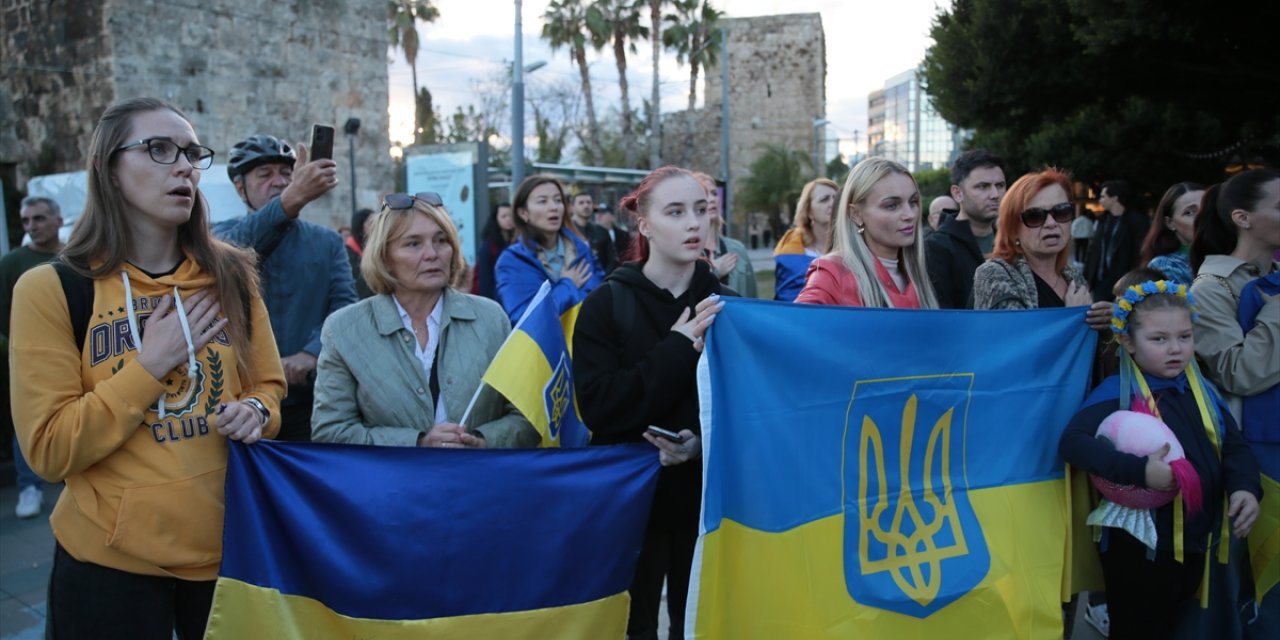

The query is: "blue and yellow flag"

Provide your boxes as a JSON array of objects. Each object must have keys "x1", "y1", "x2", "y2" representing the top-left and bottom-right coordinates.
[
  {"x1": 205, "y1": 441, "x2": 660, "y2": 639},
  {"x1": 687, "y1": 300, "x2": 1097, "y2": 639},
  {"x1": 481, "y1": 281, "x2": 590, "y2": 447}
]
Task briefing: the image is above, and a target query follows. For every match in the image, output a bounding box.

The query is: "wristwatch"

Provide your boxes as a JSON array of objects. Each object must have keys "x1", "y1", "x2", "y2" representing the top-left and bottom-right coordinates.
[{"x1": 242, "y1": 397, "x2": 270, "y2": 427}]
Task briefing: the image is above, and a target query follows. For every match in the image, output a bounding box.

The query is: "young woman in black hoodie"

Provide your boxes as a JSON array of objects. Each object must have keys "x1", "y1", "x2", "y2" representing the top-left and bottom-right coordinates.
[{"x1": 573, "y1": 166, "x2": 727, "y2": 640}]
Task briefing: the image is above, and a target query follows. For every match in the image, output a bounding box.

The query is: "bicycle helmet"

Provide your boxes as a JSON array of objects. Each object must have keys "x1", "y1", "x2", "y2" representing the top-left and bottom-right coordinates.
[{"x1": 227, "y1": 134, "x2": 297, "y2": 181}]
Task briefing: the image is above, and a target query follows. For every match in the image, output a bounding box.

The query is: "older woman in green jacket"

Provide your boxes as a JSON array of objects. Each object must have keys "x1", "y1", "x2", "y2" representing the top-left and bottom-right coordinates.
[{"x1": 312, "y1": 194, "x2": 538, "y2": 448}]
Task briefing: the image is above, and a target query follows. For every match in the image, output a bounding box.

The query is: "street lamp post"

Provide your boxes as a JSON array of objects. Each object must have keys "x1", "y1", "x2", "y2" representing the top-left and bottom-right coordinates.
[
  {"x1": 344, "y1": 118, "x2": 361, "y2": 215},
  {"x1": 512, "y1": 0, "x2": 526, "y2": 191},
  {"x1": 812, "y1": 118, "x2": 829, "y2": 179},
  {"x1": 719, "y1": 28, "x2": 731, "y2": 232}
]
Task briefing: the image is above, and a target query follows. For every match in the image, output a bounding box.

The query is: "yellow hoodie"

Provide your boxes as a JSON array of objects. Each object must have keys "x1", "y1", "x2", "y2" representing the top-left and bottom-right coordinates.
[{"x1": 10, "y1": 256, "x2": 285, "y2": 581}]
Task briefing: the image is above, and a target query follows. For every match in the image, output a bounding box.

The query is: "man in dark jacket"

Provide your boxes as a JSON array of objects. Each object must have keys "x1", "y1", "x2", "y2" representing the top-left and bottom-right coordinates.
[
  {"x1": 926, "y1": 150, "x2": 1007, "y2": 308},
  {"x1": 1084, "y1": 180, "x2": 1149, "y2": 301},
  {"x1": 213, "y1": 134, "x2": 357, "y2": 441}
]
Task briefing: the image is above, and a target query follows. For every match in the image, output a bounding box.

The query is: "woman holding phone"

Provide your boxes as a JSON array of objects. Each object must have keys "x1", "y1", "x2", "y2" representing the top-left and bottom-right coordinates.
[
  {"x1": 494, "y1": 175, "x2": 604, "y2": 323},
  {"x1": 573, "y1": 166, "x2": 728, "y2": 640}
]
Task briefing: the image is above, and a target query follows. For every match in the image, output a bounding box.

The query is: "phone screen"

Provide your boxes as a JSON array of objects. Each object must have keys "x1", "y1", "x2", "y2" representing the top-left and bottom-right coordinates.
[{"x1": 310, "y1": 124, "x2": 335, "y2": 161}]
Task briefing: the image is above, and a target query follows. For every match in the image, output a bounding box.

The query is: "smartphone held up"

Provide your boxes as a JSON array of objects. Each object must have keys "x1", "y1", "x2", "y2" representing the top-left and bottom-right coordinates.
[{"x1": 310, "y1": 124, "x2": 335, "y2": 161}]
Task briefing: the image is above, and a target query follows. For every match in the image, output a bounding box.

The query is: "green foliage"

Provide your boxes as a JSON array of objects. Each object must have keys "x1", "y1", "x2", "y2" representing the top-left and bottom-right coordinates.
[
  {"x1": 414, "y1": 87, "x2": 441, "y2": 145},
  {"x1": 826, "y1": 154, "x2": 850, "y2": 184},
  {"x1": 388, "y1": 1, "x2": 440, "y2": 141},
  {"x1": 913, "y1": 168, "x2": 951, "y2": 200},
  {"x1": 736, "y1": 143, "x2": 812, "y2": 230},
  {"x1": 922, "y1": 0, "x2": 1280, "y2": 193},
  {"x1": 587, "y1": 0, "x2": 649, "y2": 167},
  {"x1": 544, "y1": 0, "x2": 605, "y2": 165}
]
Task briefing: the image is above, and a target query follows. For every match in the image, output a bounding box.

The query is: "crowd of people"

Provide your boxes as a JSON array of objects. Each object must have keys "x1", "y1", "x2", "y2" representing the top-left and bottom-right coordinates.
[{"x1": 1, "y1": 96, "x2": 1276, "y2": 639}]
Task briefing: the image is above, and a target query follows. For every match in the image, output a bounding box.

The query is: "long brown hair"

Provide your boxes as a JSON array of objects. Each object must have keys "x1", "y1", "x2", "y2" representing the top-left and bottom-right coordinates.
[{"x1": 61, "y1": 98, "x2": 261, "y2": 379}]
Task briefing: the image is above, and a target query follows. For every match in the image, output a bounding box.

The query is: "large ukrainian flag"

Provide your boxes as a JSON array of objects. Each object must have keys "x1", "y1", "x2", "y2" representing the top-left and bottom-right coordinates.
[
  {"x1": 205, "y1": 440, "x2": 660, "y2": 639},
  {"x1": 687, "y1": 299, "x2": 1096, "y2": 639},
  {"x1": 482, "y1": 281, "x2": 590, "y2": 447}
]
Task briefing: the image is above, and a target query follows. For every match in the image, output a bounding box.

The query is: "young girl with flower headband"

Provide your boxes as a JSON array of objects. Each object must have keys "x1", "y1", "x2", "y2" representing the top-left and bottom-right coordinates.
[{"x1": 1059, "y1": 280, "x2": 1261, "y2": 639}]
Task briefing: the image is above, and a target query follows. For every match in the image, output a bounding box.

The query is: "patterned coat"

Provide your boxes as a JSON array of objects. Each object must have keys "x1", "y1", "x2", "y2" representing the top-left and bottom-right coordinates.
[{"x1": 972, "y1": 256, "x2": 1085, "y2": 309}]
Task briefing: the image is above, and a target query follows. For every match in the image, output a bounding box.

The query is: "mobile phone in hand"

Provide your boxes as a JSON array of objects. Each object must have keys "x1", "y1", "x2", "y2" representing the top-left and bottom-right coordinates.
[
  {"x1": 646, "y1": 426, "x2": 688, "y2": 444},
  {"x1": 310, "y1": 124, "x2": 335, "y2": 161}
]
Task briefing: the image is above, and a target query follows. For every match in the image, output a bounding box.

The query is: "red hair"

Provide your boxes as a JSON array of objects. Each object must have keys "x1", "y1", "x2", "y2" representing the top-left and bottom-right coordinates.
[
  {"x1": 619, "y1": 165, "x2": 696, "y2": 263},
  {"x1": 993, "y1": 167, "x2": 1073, "y2": 274}
]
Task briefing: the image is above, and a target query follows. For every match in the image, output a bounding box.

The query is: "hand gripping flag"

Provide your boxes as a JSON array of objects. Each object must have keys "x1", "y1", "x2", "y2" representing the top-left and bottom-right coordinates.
[
  {"x1": 472, "y1": 281, "x2": 590, "y2": 447},
  {"x1": 205, "y1": 441, "x2": 660, "y2": 639},
  {"x1": 686, "y1": 299, "x2": 1097, "y2": 639}
]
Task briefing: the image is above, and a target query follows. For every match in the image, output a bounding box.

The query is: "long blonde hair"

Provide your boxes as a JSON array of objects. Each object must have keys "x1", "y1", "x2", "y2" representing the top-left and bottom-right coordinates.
[
  {"x1": 61, "y1": 98, "x2": 261, "y2": 378},
  {"x1": 830, "y1": 157, "x2": 938, "y2": 309},
  {"x1": 794, "y1": 178, "x2": 840, "y2": 250}
]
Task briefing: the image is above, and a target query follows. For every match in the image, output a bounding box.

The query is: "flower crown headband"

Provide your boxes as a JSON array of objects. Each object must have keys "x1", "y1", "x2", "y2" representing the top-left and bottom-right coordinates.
[{"x1": 1111, "y1": 279, "x2": 1198, "y2": 335}]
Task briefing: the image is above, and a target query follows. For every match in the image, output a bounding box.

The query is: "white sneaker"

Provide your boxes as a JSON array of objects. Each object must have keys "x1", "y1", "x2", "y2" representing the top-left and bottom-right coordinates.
[
  {"x1": 15, "y1": 485, "x2": 43, "y2": 519},
  {"x1": 1084, "y1": 603, "x2": 1110, "y2": 638}
]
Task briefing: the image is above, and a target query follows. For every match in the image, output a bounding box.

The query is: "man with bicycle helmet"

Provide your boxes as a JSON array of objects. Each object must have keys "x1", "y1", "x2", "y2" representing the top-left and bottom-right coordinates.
[{"x1": 213, "y1": 134, "x2": 356, "y2": 441}]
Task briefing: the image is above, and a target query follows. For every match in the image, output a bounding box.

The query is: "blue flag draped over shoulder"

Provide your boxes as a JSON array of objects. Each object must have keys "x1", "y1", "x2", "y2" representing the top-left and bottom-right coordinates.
[
  {"x1": 481, "y1": 281, "x2": 590, "y2": 447},
  {"x1": 205, "y1": 441, "x2": 660, "y2": 639},
  {"x1": 687, "y1": 299, "x2": 1097, "y2": 639}
]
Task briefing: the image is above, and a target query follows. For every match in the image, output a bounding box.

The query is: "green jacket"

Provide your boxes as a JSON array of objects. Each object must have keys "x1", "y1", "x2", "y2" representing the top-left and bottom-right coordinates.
[{"x1": 311, "y1": 289, "x2": 538, "y2": 448}]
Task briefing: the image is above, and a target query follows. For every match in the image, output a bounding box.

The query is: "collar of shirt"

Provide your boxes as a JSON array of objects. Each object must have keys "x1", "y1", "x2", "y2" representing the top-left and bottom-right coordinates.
[{"x1": 392, "y1": 293, "x2": 448, "y2": 423}]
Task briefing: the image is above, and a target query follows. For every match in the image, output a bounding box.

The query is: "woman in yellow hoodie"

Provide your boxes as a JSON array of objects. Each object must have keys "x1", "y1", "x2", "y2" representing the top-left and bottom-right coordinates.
[{"x1": 9, "y1": 98, "x2": 286, "y2": 639}]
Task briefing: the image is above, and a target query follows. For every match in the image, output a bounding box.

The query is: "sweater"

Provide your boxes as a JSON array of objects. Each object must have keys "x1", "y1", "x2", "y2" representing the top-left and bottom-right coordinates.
[
  {"x1": 972, "y1": 256, "x2": 1085, "y2": 310},
  {"x1": 9, "y1": 257, "x2": 286, "y2": 580}
]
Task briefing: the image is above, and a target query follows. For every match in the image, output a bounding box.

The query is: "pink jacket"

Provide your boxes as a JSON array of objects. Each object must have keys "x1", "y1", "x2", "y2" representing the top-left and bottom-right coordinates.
[{"x1": 795, "y1": 255, "x2": 922, "y2": 308}]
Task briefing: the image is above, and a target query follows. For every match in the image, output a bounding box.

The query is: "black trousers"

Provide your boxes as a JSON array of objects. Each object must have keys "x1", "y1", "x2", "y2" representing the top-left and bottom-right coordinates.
[
  {"x1": 276, "y1": 387, "x2": 314, "y2": 442},
  {"x1": 46, "y1": 543, "x2": 215, "y2": 640},
  {"x1": 1099, "y1": 530, "x2": 1205, "y2": 640},
  {"x1": 626, "y1": 518, "x2": 698, "y2": 640}
]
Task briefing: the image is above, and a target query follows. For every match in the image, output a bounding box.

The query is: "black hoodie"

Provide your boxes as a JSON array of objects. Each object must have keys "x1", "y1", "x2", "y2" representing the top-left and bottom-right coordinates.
[{"x1": 573, "y1": 260, "x2": 728, "y2": 524}]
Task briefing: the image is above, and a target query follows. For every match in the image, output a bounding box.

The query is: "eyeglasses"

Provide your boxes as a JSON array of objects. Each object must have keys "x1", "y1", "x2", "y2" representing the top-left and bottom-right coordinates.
[
  {"x1": 1020, "y1": 202, "x2": 1074, "y2": 228},
  {"x1": 384, "y1": 192, "x2": 444, "y2": 210},
  {"x1": 114, "y1": 138, "x2": 215, "y2": 169}
]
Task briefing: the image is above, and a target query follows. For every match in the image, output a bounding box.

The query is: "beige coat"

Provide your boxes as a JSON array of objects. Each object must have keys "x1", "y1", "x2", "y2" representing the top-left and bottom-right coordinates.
[
  {"x1": 1190, "y1": 254, "x2": 1280, "y2": 422},
  {"x1": 311, "y1": 289, "x2": 538, "y2": 448}
]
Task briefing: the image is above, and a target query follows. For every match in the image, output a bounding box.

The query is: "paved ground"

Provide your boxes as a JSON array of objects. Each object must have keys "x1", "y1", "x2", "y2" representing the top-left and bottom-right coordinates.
[{"x1": 0, "y1": 482, "x2": 55, "y2": 640}]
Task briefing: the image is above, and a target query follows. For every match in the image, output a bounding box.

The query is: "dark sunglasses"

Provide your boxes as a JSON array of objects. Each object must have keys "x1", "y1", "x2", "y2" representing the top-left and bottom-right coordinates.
[
  {"x1": 1020, "y1": 202, "x2": 1074, "y2": 228},
  {"x1": 384, "y1": 192, "x2": 444, "y2": 210},
  {"x1": 940, "y1": 208, "x2": 959, "y2": 216}
]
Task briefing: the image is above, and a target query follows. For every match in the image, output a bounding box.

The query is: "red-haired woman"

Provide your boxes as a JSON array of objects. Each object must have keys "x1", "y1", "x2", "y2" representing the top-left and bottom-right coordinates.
[
  {"x1": 973, "y1": 168, "x2": 1109, "y2": 328},
  {"x1": 572, "y1": 166, "x2": 727, "y2": 640}
]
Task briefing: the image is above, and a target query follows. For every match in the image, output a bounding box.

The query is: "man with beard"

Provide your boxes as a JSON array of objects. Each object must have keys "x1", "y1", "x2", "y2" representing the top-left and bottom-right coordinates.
[
  {"x1": 570, "y1": 191, "x2": 618, "y2": 273},
  {"x1": 214, "y1": 134, "x2": 356, "y2": 441},
  {"x1": 926, "y1": 150, "x2": 1007, "y2": 308}
]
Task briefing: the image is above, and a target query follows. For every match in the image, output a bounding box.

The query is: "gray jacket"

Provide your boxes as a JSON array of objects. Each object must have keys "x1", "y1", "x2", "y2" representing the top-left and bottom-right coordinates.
[
  {"x1": 973, "y1": 256, "x2": 1084, "y2": 309},
  {"x1": 311, "y1": 289, "x2": 538, "y2": 448}
]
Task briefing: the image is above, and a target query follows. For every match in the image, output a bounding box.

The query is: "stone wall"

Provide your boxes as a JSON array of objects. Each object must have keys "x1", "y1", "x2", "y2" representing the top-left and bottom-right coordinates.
[
  {"x1": 2, "y1": 0, "x2": 391, "y2": 229},
  {"x1": 701, "y1": 13, "x2": 825, "y2": 225}
]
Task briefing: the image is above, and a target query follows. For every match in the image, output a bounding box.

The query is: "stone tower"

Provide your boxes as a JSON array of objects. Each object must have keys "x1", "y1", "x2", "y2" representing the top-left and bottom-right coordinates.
[
  {"x1": 661, "y1": 13, "x2": 826, "y2": 226},
  {"x1": 1, "y1": 0, "x2": 391, "y2": 228}
]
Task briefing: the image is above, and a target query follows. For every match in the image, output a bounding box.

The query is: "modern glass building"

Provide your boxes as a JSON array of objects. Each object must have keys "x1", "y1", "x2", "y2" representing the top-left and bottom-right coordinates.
[{"x1": 866, "y1": 67, "x2": 963, "y2": 172}]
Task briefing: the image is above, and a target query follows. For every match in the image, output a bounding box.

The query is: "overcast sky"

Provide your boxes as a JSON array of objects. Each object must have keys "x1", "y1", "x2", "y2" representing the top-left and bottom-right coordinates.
[{"x1": 389, "y1": 0, "x2": 951, "y2": 158}]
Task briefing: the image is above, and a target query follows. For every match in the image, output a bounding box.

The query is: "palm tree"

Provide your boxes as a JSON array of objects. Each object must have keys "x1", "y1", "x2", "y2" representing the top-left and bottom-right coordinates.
[
  {"x1": 388, "y1": 1, "x2": 440, "y2": 144},
  {"x1": 663, "y1": 0, "x2": 721, "y2": 164},
  {"x1": 645, "y1": 0, "x2": 669, "y2": 168},
  {"x1": 737, "y1": 143, "x2": 813, "y2": 237},
  {"x1": 664, "y1": 0, "x2": 720, "y2": 113},
  {"x1": 587, "y1": 0, "x2": 648, "y2": 169},
  {"x1": 544, "y1": 0, "x2": 605, "y2": 166}
]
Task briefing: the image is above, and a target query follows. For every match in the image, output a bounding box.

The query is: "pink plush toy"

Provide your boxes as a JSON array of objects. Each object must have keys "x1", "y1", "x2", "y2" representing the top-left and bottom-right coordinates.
[{"x1": 1090, "y1": 403, "x2": 1203, "y2": 515}]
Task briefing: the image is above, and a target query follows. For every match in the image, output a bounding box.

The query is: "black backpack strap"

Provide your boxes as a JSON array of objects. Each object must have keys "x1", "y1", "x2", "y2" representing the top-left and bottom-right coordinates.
[
  {"x1": 52, "y1": 260, "x2": 94, "y2": 351},
  {"x1": 608, "y1": 280, "x2": 635, "y2": 339}
]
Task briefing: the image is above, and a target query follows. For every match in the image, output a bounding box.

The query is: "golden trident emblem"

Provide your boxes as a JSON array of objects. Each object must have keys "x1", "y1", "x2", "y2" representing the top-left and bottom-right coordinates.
[
  {"x1": 545, "y1": 355, "x2": 571, "y2": 437},
  {"x1": 858, "y1": 393, "x2": 968, "y2": 607}
]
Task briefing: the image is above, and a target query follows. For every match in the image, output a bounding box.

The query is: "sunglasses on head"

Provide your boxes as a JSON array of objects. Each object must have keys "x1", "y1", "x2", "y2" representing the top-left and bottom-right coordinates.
[
  {"x1": 383, "y1": 192, "x2": 444, "y2": 210},
  {"x1": 1020, "y1": 202, "x2": 1074, "y2": 228}
]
